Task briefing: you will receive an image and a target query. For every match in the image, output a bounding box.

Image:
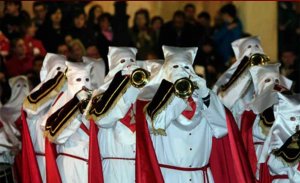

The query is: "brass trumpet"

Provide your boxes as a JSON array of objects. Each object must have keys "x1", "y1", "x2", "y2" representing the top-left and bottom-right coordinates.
[
  {"x1": 250, "y1": 53, "x2": 270, "y2": 66},
  {"x1": 78, "y1": 86, "x2": 93, "y2": 114},
  {"x1": 130, "y1": 68, "x2": 150, "y2": 88},
  {"x1": 174, "y1": 77, "x2": 199, "y2": 99}
]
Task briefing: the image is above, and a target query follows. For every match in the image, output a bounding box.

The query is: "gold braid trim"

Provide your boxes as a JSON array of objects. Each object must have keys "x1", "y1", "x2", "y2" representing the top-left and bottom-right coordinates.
[
  {"x1": 219, "y1": 68, "x2": 251, "y2": 98},
  {"x1": 220, "y1": 57, "x2": 251, "y2": 92},
  {"x1": 258, "y1": 119, "x2": 271, "y2": 136},
  {"x1": 273, "y1": 132, "x2": 300, "y2": 166},
  {"x1": 44, "y1": 105, "x2": 81, "y2": 142},
  {"x1": 259, "y1": 116, "x2": 274, "y2": 136},
  {"x1": 273, "y1": 150, "x2": 300, "y2": 167},
  {"x1": 89, "y1": 81, "x2": 131, "y2": 122},
  {"x1": 150, "y1": 94, "x2": 175, "y2": 136},
  {"x1": 23, "y1": 75, "x2": 66, "y2": 112}
]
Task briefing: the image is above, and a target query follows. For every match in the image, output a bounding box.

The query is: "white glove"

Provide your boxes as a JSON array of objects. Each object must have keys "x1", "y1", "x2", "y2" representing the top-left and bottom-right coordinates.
[
  {"x1": 121, "y1": 65, "x2": 140, "y2": 76},
  {"x1": 190, "y1": 75, "x2": 209, "y2": 98}
]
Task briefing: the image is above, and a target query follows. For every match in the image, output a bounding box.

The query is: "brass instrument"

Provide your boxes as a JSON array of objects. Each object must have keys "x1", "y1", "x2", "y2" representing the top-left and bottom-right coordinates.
[
  {"x1": 250, "y1": 53, "x2": 270, "y2": 66},
  {"x1": 130, "y1": 68, "x2": 150, "y2": 88},
  {"x1": 78, "y1": 86, "x2": 93, "y2": 114},
  {"x1": 174, "y1": 77, "x2": 199, "y2": 99}
]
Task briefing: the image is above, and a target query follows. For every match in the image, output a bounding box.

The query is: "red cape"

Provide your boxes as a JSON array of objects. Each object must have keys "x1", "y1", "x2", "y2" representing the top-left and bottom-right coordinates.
[
  {"x1": 135, "y1": 100, "x2": 255, "y2": 183},
  {"x1": 88, "y1": 118, "x2": 104, "y2": 183},
  {"x1": 13, "y1": 117, "x2": 23, "y2": 183},
  {"x1": 44, "y1": 119, "x2": 104, "y2": 183},
  {"x1": 240, "y1": 110, "x2": 275, "y2": 183},
  {"x1": 21, "y1": 109, "x2": 42, "y2": 183},
  {"x1": 22, "y1": 108, "x2": 61, "y2": 183}
]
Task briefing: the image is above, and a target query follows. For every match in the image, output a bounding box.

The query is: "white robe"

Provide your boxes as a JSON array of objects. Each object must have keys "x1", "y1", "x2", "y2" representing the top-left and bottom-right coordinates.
[
  {"x1": 54, "y1": 115, "x2": 89, "y2": 183},
  {"x1": 25, "y1": 87, "x2": 66, "y2": 182},
  {"x1": 147, "y1": 91, "x2": 227, "y2": 183},
  {"x1": 259, "y1": 94, "x2": 300, "y2": 183},
  {"x1": 42, "y1": 89, "x2": 88, "y2": 183},
  {"x1": 0, "y1": 126, "x2": 15, "y2": 165},
  {"x1": 96, "y1": 85, "x2": 140, "y2": 183}
]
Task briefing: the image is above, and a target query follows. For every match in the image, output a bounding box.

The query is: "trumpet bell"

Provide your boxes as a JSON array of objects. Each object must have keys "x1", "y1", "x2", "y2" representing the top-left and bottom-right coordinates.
[
  {"x1": 250, "y1": 53, "x2": 270, "y2": 66},
  {"x1": 174, "y1": 77, "x2": 194, "y2": 99},
  {"x1": 130, "y1": 68, "x2": 150, "y2": 88}
]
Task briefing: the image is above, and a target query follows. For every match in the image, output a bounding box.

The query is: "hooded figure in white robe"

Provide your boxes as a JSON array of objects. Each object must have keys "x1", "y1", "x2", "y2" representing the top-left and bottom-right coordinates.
[
  {"x1": 259, "y1": 93, "x2": 300, "y2": 183},
  {"x1": 86, "y1": 46, "x2": 163, "y2": 183},
  {"x1": 44, "y1": 61, "x2": 94, "y2": 183},
  {"x1": 0, "y1": 75, "x2": 29, "y2": 182},
  {"x1": 141, "y1": 45, "x2": 229, "y2": 183},
  {"x1": 22, "y1": 53, "x2": 67, "y2": 182}
]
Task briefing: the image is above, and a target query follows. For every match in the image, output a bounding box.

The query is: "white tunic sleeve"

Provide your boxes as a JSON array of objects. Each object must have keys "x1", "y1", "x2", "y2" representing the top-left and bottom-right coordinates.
[
  {"x1": 146, "y1": 96, "x2": 188, "y2": 131},
  {"x1": 96, "y1": 86, "x2": 140, "y2": 128},
  {"x1": 52, "y1": 115, "x2": 82, "y2": 145},
  {"x1": 201, "y1": 91, "x2": 228, "y2": 138}
]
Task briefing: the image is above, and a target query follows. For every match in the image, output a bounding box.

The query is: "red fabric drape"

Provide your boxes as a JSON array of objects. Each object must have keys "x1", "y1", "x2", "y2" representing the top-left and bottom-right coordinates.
[
  {"x1": 45, "y1": 138, "x2": 61, "y2": 183},
  {"x1": 240, "y1": 110, "x2": 258, "y2": 176},
  {"x1": 258, "y1": 162, "x2": 272, "y2": 183},
  {"x1": 181, "y1": 97, "x2": 196, "y2": 120},
  {"x1": 13, "y1": 117, "x2": 23, "y2": 183},
  {"x1": 135, "y1": 100, "x2": 164, "y2": 183},
  {"x1": 120, "y1": 105, "x2": 136, "y2": 132},
  {"x1": 88, "y1": 118, "x2": 104, "y2": 183},
  {"x1": 210, "y1": 108, "x2": 255, "y2": 183},
  {"x1": 21, "y1": 109, "x2": 42, "y2": 183},
  {"x1": 136, "y1": 101, "x2": 255, "y2": 183}
]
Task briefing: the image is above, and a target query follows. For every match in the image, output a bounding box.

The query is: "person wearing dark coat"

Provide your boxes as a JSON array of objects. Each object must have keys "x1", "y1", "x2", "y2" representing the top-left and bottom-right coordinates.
[
  {"x1": 95, "y1": 1, "x2": 133, "y2": 74},
  {"x1": 158, "y1": 10, "x2": 200, "y2": 58}
]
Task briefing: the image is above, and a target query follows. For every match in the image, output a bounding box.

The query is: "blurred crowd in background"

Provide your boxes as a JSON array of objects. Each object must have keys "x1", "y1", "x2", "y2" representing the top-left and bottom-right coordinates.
[{"x1": 0, "y1": 1, "x2": 299, "y2": 104}]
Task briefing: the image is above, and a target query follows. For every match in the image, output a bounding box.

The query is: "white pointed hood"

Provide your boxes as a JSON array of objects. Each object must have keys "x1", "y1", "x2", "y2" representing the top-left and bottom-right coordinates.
[
  {"x1": 213, "y1": 36, "x2": 264, "y2": 93},
  {"x1": 65, "y1": 61, "x2": 94, "y2": 99},
  {"x1": 139, "y1": 45, "x2": 198, "y2": 100},
  {"x1": 248, "y1": 64, "x2": 281, "y2": 114},
  {"x1": 82, "y1": 56, "x2": 106, "y2": 89},
  {"x1": 39, "y1": 53, "x2": 67, "y2": 82},
  {"x1": 0, "y1": 75, "x2": 30, "y2": 124}
]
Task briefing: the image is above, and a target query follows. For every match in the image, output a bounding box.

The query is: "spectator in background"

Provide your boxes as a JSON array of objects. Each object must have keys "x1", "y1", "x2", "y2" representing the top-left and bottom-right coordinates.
[
  {"x1": 278, "y1": 2, "x2": 297, "y2": 55},
  {"x1": 194, "y1": 39, "x2": 224, "y2": 88},
  {"x1": 55, "y1": 1, "x2": 88, "y2": 29},
  {"x1": 57, "y1": 43, "x2": 70, "y2": 58},
  {"x1": 96, "y1": 13, "x2": 113, "y2": 62},
  {"x1": 0, "y1": 55, "x2": 10, "y2": 104},
  {"x1": 36, "y1": 6, "x2": 66, "y2": 53},
  {"x1": 95, "y1": 1, "x2": 132, "y2": 72},
  {"x1": 0, "y1": 31, "x2": 10, "y2": 57},
  {"x1": 145, "y1": 51, "x2": 159, "y2": 60},
  {"x1": 27, "y1": 55, "x2": 44, "y2": 87},
  {"x1": 213, "y1": 3, "x2": 243, "y2": 66},
  {"x1": 68, "y1": 39, "x2": 85, "y2": 62},
  {"x1": 197, "y1": 11, "x2": 212, "y2": 38},
  {"x1": 280, "y1": 48, "x2": 300, "y2": 93},
  {"x1": 86, "y1": 45, "x2": 101, "y2": 59},
  {"x1": 130, "y1": 9, "x2": 153, "y2": 60},
  {"x1": 184, "y1": 3, "x2": 197, "y2": 25},
  {"x1": 1, "y1": 1, "x2": 30, "y2": 39},
  {"x1": 87, "y1": 4, "x2": 103, "y2": 36},
  {"x1": 0, "y1": 55, "x2": 6, "y2": 84},
  {"x1": 5, "y1": 38, "x2": 34, "y2": 77},
  {"x1": 150, "y1": 16, "x2": 164, "y2": 56},
  {"x1": 293, "y1": 4, "x2": 300, "y2": 54},
  {"x1": 213, "y1": 11, "x2": 224, "y2": 31},
  {"x1": 159, "y1": 10, "x2": 199, "y2": 53},
  {"x1": 32, "y1": 2, "x2": 47, "y2": 30},
  {"x1": 22, "y1": 21, "x2": 47, "y2": 57},
  {"x1": 68, "y1": 9, "x2": 95, "y2": 48}
]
